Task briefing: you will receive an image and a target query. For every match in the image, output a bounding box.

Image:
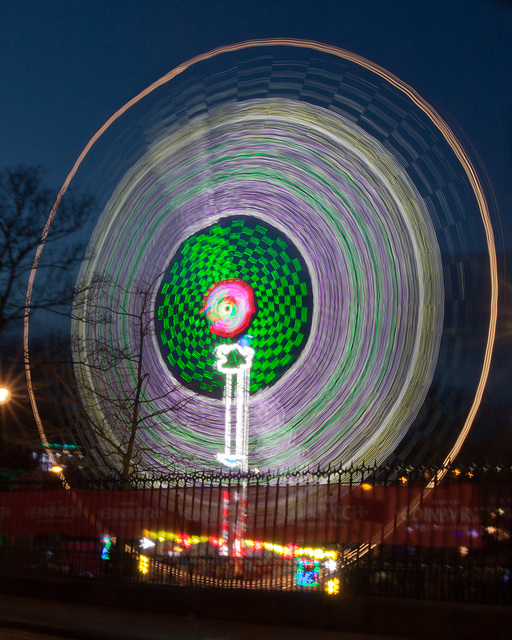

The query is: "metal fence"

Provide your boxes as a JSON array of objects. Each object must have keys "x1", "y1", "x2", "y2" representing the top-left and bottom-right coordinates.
[{"x1": 0, "y1": 464, "x2": 510, "y2": 603}]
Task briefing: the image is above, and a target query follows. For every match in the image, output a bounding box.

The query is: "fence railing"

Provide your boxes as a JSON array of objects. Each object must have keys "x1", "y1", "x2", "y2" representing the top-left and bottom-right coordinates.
[{"x1": 0, "y1": 464, "x2": 510, "y2": 603}]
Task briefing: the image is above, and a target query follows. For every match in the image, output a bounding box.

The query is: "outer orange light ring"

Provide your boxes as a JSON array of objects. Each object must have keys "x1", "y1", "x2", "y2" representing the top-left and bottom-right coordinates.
[{"x1": 24, "y1": 39, "x2": 497, "y2": 476}]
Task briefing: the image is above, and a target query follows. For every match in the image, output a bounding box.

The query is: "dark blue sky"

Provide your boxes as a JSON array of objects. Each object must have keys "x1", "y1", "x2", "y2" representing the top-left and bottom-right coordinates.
[
  {"x1": 1, "y1": 0, "x2": 511, "y2": 453},
  {"x1": 1, "y1": 0, "x2": 510, "y2": 254}
]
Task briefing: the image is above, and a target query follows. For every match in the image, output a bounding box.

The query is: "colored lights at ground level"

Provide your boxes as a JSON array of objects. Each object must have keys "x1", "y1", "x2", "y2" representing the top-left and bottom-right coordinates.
[
  {"x1": 140, "y1": 537, "x2": 156, "y2": 550},
  {"x1": 138, "y1": 555, "x2": 149, "y2": 574},
  {"x1": 141, "y1": 530, "x2": 337, "y2": 560},
  {"x1": 100, "y1": 536, "x2": 111, "y2": 561},
  {"x1": 296, "y1": 557, "x2": 320, "y2": 587},
  {"x1": 326, "y1": 578, "x2": 340, "y2": 595},
  {"x1": 137, "y1": 534, "x2": 339, "y2": 593},
  {"x1": 40, "y1": 442, "x2": 83, "y2": 449}
]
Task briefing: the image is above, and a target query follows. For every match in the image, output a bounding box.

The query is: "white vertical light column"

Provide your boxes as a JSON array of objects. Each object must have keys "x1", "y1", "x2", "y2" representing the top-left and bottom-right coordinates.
[
  {"x1": 224, "y1": 372, "x2": 232, "y2": 461},
  {"x1": 215, "y1": 343, "x2": 254, "y2": 556},
  {"x1": 215, "y1": 343, "x2": 254, "y2": 470}
]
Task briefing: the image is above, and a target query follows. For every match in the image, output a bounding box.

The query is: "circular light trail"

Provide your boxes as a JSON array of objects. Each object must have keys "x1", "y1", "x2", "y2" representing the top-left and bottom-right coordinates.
[
  {"x1": 156, "y1": 216, "x2": 311, "y2": 396},
  {"x1": 200, "y1": 279, "x2": 256, "y2": 338},
  {"x1": 72, "y1": 98, "x2": 442, "y2": 470},
  {"x1": 24, "y1": 40, "x2": 498, "y2": 476}
]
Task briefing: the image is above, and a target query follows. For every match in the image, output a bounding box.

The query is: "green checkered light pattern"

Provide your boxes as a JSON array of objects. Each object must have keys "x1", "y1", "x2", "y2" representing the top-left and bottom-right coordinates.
[{"x1": 156, "y1": 217, "x2": 312, "y2": 396}]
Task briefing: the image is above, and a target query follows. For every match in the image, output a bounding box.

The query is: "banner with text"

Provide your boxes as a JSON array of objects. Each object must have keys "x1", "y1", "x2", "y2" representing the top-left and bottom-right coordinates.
[{"x1": 0, "y1": 483, "x2": 481, "y2": 548}]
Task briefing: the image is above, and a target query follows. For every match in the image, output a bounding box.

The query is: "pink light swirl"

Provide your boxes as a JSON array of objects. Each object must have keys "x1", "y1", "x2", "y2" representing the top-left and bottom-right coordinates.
[{"x1": 200, "y1": 279, "x2": 256, "y2": 338}]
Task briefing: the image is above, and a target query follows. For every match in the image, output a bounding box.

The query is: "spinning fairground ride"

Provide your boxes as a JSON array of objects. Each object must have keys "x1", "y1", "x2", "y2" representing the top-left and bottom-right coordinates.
[{"x1": 26, "y1": 41, "x2": 497, "y2": 491}]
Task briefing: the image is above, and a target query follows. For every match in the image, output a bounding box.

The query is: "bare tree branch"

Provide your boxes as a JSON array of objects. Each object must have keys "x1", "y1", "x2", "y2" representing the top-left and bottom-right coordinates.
[
  {"x1": 0, "y1": 164, "x2": 95, "y2": 340},
  {"x1": 33, "y1": 273, "x2": 194, "y2": 483}
]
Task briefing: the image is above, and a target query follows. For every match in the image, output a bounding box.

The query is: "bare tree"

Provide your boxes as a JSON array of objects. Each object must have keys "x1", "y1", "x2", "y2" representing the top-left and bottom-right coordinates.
[
  {"x1": 45, "y1": 274, "x2": 190, "y2": 484},
  {"x1": 0, "y1": 165, "x2": 93, "y2": 469},
  {"x1": 0, "y1": 164, "x2": 94, "y2": 342}
]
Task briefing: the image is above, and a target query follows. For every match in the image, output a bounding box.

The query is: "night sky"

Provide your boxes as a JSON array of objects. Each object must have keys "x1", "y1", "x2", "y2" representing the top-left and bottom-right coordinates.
[
  {"x1": 1, "y1": 0, "x2": 511, "y2": 452},
  {"x1": 1, "y1": 0, "x2": 510, "y2": 251}
]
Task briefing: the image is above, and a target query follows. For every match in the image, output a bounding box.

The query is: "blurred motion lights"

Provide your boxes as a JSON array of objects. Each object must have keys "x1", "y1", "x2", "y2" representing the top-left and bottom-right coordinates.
[{"x1": 26, "y1": 39, "x2": 497, "y2": 474}]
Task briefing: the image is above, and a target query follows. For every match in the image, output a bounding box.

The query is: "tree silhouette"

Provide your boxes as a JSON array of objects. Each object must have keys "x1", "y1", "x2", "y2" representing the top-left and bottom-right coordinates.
[
  {"x1": 0, "y1": 164, "x2": 94, "y2": 342},
  {"x1": 43, "y1": 274, "x2": 190, "y2": 484}
]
